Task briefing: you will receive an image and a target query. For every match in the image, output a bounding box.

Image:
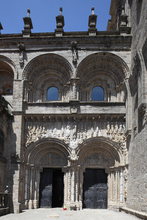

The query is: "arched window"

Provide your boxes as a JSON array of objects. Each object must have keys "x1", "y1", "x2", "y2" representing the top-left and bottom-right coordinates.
[
  {"x1": 46, "y1": 87, "x2": 59, "y2": 101},
  {"x1": 91, "y1": 86, "x2": 104, "y2": 101},
  {"x1": 0, "y1": 130, "x2": 4, "y2": 154}
]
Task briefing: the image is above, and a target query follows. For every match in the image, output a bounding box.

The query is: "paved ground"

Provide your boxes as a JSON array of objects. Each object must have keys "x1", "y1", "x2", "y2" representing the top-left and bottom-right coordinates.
[{"x1": 0, "y1": 208, "x2": 141, "y2": 220}]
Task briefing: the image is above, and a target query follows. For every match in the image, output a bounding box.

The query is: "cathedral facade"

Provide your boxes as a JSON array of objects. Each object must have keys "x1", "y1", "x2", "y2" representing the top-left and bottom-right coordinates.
[{"x1": 0, "y1": 0, "x2": 147, "y2": 215}]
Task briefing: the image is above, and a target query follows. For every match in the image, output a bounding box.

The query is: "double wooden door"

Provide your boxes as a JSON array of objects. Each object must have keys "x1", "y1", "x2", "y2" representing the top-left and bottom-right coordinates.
[
  {"x1": 39, "y1": 168, "x2": 64, "y2": 208},
  {"x1": 83, "y1": 169, "x2": 108, "y2": 209}
]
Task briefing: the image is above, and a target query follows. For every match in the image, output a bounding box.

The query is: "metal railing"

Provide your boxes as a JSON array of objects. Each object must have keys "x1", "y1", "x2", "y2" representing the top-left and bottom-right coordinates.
[{"x1": 0, "y1": 193, "x2": 10, "y2": 216}]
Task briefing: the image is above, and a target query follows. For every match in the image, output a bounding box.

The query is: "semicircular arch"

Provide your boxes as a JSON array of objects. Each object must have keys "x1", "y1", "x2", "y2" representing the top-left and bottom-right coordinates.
[
  {"x1": 23, "y1": 53, "x2": 73, "y2": 81},
  {"x1": 0, "y1": 55, "x2": 17, "y2": 78},
  {"x1": 23, "y1": 53, "x2": 73, "y2": 102},
  {"x1": 25, "y1": 138, "x2": 70, "y2": 167},
  {"x1": 76, "y1": 52, "x2": 130, "y2": 102},
  {"x1": 77, "y1": 52, "x2": 129, "y2": 79},
  {"x1": 77, "y1": 137, "x2": 124, "y2": 168},
  {"x1": 0, "y1": 56, "x2": 16, "y2": 95}
]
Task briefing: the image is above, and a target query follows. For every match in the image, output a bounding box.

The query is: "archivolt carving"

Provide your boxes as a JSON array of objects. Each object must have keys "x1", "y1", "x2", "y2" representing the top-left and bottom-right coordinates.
[
  {"x1": 26, "y1": 140, "x2": 69, "y2": 166},
  {"x1": 76, "y1": 52, "x2": 129, "y2": 102},
  {"x1": 77, "y1": 52, "x2": 129, "y2": 81},
  {"x1": 23, "y1": 53, "x2": 73, "y2": 81}
]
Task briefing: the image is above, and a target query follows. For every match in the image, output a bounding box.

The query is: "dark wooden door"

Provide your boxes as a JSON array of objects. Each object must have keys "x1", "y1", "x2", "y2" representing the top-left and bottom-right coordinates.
[
  {"x1": 52, "y1": 169, "x2": 64, "y2": 207},
  {"x1": 83, "y1": 169, "x2": 108, "y2": 209},
  {"x1": 39, "y1": 168, "x2": 53, "y2": 208},
  {"x1": 39, "y1": 168, "x2": 64, "y2": 208}
]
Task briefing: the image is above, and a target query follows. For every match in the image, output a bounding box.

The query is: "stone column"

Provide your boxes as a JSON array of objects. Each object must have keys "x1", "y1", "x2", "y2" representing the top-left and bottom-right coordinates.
[
  {"x1": 111, "y1": 171, "x2": 114, "y2": 202},
  {"x1": 71, "y1": 166, "x2": 82, "y2": 209},
  {"x1": 78, "y1": 168, "x2": 85, "y2": 210},
  {"x1": 112, "y1": 169, "x2": 121, "y2": 207},
  {"x1": 63, "y1": 171, "x2": 68, "y2": 204},
  {"x1": 62, "y1": 167, "x2": 68, "y2": 207},
  {"x1": 75, "y1": 167, "x2": 79, "y2": 203},
  {"x1": 23, "y1": 80, "x2": 28, "y2": 102},
  {"x1": 28, "y1": 165, "x2": 34, "y2": 209},
  {"x1": 36, "y1": 168, "x2": 41, "y2": 208},
  {"x1": 114, "y1": 171, "x2": 117, "y2": 204},
  {"x1": 33, "y1": 166, "x2": 39, "y2": 209},
  {"x1": 24, "y1": 165, "x2": 29, "y2": 209},
  {"x1": 12, "y1": 163, "x2": 21, "y2": 213},
  {"x1": 64, "y1": 163, "x2": 81, "y2": 210},
  {"x1": 12, "y1": 115, "x2": 23, "y2": 213},
  {"x1": 70, "y1": 78, "x2": 79, "y2": 101},
  {"x1": 63, "y1": 167, "x2": 71, "y2": 209},
  {"x1": 123, "y1": 167, "x2": 128, "y2": 203},
  {"x1": 107, "y1": 169, "x2": 120, "y2": 208},
  {"x1": 71, "y1": 168, "x2": 75, "y2": 203},
  {"x1": 75, "y1": 166, "x2": 82, "y2": 210},
  {"x1": 107, "y1": 171, "x2": 112, "y2": 208},
  {"x1": 117, "y1": 170, "x2": 120, "y2": 204},
  {"x1": 114, "y1": 169, "x2": 120, "y2": 207},
  {"x1": 120, "y1": 169, "x2": 124, "y2": 204},
  {"x1": 12, "y1": 79, "x2": 24, "y2": 213}
]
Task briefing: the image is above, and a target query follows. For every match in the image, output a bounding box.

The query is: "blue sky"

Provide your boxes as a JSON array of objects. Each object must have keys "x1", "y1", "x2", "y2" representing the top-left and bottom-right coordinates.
[{"x1": 0, "y1": 0, "x2": 111, "y2": 34}]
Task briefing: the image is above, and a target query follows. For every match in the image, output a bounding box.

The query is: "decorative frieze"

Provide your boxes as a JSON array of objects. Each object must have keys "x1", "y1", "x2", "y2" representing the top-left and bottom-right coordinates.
[{"x1": 25, "y1": 116, "x2": 126, "y2": 149}]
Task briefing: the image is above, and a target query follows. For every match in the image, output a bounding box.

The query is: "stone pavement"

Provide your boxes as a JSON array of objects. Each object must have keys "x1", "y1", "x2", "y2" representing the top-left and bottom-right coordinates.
[{"x1": 0, "y1": 208, "x2": 141, "y2": 220}]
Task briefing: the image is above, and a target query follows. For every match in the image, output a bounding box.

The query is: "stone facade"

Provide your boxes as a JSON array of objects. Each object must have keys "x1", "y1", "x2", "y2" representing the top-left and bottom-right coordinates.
[
  {"x1": 0, "y1": 95, "x2": 12, "y2": 192},
  {"x1": 126, "y1": 0, "x2": 147, "y2": 213},
  {"x1": 0, "y1": 0, "x2": 146, "y2": 214},
  {"x1": 108, "y1": 0, "x2": 147, "y2": 213}
]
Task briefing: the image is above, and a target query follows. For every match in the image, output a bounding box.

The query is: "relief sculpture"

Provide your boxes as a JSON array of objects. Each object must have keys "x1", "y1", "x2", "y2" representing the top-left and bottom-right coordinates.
[{"x1": 25, "y1": 117, "x2": 126, "y2": 153}]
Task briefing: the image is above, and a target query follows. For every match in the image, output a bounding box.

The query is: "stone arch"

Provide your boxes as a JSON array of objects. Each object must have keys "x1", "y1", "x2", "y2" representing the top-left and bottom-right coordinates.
[
  {"x1": 77, "y1": 137, "x2": 124, "y2": 168},
  {"x1": 76, "y1": 137, "x2": 127, "y2": 209},
  {"x1": 76, "y1": 52, "x2": 130, "y2": 102},
  {"x1": 0, "y1": 56, "x2": 16, "y2": 95},
  {"x1": 25, "y1": 138, "x2": 70, "y2": 166},
  {"x1": 23, "y1": 138, "x2": 70, "y2": 209},
  {"x1": 23, "y1": 53, "x2": 73, "y2": 102},
  {"x1": 0, "y1": 55, "x2": 17, "y2": 76}
]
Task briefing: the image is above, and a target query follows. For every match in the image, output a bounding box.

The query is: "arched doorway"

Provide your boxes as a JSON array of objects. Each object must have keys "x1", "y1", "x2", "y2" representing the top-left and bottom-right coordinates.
[
  {"x1": 83, "y1": 168, "x2": 108, "y2": 209},
  {"x1": 77, "y1": 138, "x2": 126, "y2": 210},
  {"x1": 24, "y1": 140, "x2": 69, "y2": 209}
]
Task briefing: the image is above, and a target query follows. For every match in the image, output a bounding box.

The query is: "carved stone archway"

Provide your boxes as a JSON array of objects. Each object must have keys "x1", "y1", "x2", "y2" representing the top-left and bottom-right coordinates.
[
  {"x1": 76, "y1": 52, "x2": 130, "y2": 102},
  {"x1": 22, "y1": 53, "x2": 73, "y2": 102},
  {"x1": 75, "y1": 138, "x2": 128, "y2": 209},
  {"x1": 21, "y1": 139, "x2": 69, "y2": 209}
]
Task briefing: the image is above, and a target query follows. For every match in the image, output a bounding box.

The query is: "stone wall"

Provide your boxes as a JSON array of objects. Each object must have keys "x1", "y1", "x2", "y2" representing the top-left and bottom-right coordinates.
[
  {"x1": 126, "y1": 0, "x2": 147, "y2": 213},
  {"x1": 127, "y1": 126, "x2": 147, "y2": 212}
]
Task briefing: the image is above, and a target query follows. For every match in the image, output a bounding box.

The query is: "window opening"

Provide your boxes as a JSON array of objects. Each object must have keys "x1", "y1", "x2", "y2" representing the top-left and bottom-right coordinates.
[
  {"x1": 47, "y1": 87, "x2": 59, "y2": 101},
  {"x1": 91, "y1": 86, "x2": 104, "y2": 101}
]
